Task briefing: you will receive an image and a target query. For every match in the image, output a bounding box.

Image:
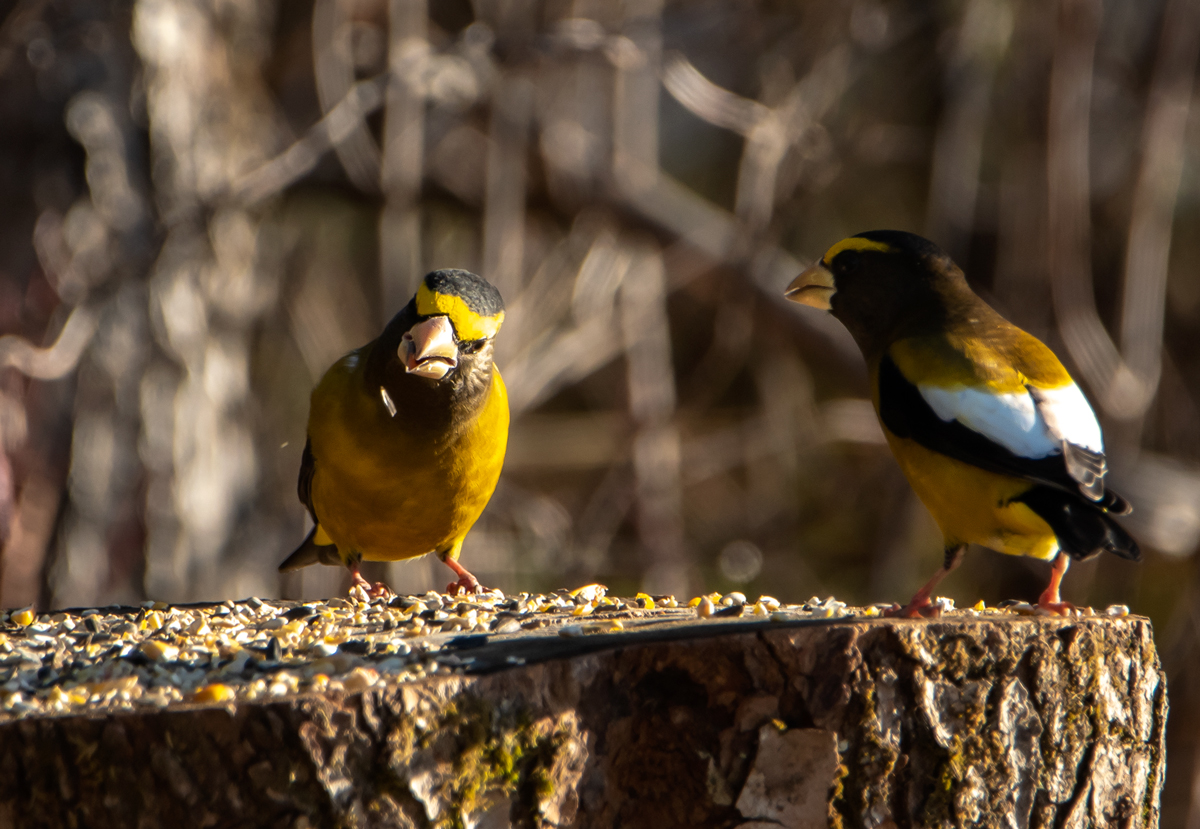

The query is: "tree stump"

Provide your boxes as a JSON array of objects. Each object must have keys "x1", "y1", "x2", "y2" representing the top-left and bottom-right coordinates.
[{"x1": 0, "y1": 593, "x2": 1167, "y2": 828}]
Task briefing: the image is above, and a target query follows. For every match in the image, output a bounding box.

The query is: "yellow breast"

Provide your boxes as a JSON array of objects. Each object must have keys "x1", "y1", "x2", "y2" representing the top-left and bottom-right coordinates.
[
  {"x1": 882, "y1": 431, "x2": 1059, "y2": 560},
  {"x1": 307, "y1": 351, "x2": 509, "y2": 563}
]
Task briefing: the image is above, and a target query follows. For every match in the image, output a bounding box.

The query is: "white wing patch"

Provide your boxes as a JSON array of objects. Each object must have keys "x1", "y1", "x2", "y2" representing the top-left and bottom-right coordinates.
[
  {"x1": 1027, "y1": 383, "x2": 1103, "y2": 453},
  {"x1": 918, "y1": 382, "x2": 1103, "y2": 458},
  {"x1": 917, "y1": 378, "x2": 1108, "y2": 497},
  {"x1": 918, "y1": 385, "x2": 1059, "y2": 458}
]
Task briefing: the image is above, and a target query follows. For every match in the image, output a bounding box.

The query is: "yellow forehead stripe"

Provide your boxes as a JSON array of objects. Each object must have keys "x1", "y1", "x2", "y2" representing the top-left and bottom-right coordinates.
[
  {"x1": 416, "y1": 283, "x2": 504, "y2": 341},
  {"x1": 822, "y1": 236, "x2": 893, "y2": 265}
]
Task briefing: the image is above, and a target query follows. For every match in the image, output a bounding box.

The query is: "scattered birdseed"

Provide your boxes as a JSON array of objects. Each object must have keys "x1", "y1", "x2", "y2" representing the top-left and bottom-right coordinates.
[{"x1": 0, "y1": 587, "x2": 1137, "y2": 722}]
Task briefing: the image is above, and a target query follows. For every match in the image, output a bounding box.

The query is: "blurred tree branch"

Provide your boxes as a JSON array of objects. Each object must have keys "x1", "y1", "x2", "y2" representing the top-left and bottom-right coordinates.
[
  {"x1": 231, "y1": 74, "x2": 387, "y2": 207},
  {"x1": 0, "y1": 307, "x2": 98, "y2": 380}
]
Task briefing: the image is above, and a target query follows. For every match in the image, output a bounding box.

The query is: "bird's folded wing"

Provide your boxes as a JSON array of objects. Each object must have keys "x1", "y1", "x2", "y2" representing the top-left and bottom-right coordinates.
[
  {"x1": 878, "y1": 350, "x2": 1125, "y2": 510},
  {"x1": 298, "y1": 437, "x2": 317, "y2": 520}
]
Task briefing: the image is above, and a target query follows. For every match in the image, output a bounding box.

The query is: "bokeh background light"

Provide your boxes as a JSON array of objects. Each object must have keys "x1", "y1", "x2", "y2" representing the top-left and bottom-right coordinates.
[{"x1": 0, "y1": 0, "x2": 1198, "y2": 820}]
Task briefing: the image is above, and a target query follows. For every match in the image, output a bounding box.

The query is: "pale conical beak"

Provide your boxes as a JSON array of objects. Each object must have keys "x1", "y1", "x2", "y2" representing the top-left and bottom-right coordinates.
[
  {"x1": 400, "y1": 316, "x2": 459, "y2": 380},
  {"x1": 784, "y1": 262, "x2": 836, "y2": 310}
]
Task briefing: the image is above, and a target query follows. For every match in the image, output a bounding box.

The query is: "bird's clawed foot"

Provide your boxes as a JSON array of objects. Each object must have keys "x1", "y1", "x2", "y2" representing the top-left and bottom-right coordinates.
[
  {"x1": 349, "y1": 566, "x2": 396, "y2": 601},
  {"x1": 884, "y1": 548, "x2": 964, "y2": 619},
  {"x1": 443, "y1": 557, "x2": 486, "y2": 596},
  {"x1": 1036, "y1": 590, "x2": 1076, "y2": 616},
  {"x1": 883, "y1": 599, "x2": 942, "y2": 619},
  {"x1": 446, "y1": 575, "x2": 483, "y2": 596},
  {"x1": 357, "y1": 581, "x2": 397, "y2": 601}
]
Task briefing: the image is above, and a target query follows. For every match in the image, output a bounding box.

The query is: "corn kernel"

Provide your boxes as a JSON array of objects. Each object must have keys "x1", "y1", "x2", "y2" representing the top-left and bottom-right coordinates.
[
  {"x1": 192, "y1": 683, "x2": 236, "y2": 703},
  {"x1": 140, "y1": 641, "x2": 179, "y2": 661}
]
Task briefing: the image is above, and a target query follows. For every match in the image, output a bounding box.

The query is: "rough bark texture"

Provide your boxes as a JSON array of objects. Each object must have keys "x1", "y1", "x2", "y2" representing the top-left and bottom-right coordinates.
[{"x1": 0, "y1": 615, "x2": 1167, "y2": 828}]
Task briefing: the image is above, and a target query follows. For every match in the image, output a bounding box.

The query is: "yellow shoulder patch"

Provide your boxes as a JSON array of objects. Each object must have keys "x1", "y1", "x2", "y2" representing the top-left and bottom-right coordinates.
[
  {"x1": 889, "y1": 335, "x2": 1025, "y2": 392},
  {"x1": 889, "y1": 325, "x2": 1075, "y2": 393},
  {"x1": 1000, "y1": 328, "x2": 1073, "y2": 389},
  {"x1": 416, "y1": 283, "x2": 504, "y2": 341},
  {"x1": 823, "y1": 236, "x2": 893, "y2": 264}
]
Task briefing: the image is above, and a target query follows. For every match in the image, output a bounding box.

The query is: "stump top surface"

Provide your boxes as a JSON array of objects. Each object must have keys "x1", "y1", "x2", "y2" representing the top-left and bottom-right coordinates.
[{"x1": 0, "y1": 586, "x2": 1141, "y2": 722}]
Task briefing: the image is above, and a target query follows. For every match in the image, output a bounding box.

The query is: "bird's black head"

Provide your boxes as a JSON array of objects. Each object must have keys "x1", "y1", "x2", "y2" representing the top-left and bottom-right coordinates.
[
  {"x1": 785, "y1": 230, "x2": 977, "y2": 356},
  {"x1": 368, "y1": 269, "x2": 505, "y2": 428},
  {"x1": 420, "y1": 269, "x2": 505, "y2": 320}
]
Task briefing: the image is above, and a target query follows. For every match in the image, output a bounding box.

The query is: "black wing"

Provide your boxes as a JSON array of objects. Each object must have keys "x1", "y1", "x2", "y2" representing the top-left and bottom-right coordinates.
[
  {"x1": 877, "y1": 354, "x2": 1129, "y2": 513},
  {"x1": 297, "y1": 437, "x2": 317, "y2": 521},
  {"x1": 280, "y1": 437, "x2": 339, "y2": 571}
]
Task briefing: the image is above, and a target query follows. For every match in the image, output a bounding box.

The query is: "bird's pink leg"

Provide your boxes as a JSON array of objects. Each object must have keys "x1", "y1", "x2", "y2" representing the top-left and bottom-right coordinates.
[
  {"x1": 886, "y1": 545, "x2": 965, "y2": 618},
  {"x1": 1037, "y1": 553, "x2": 1075, "y2": 615},
  {"x1": 443, "y1": 556, "x2": 485, "y2": 596}
]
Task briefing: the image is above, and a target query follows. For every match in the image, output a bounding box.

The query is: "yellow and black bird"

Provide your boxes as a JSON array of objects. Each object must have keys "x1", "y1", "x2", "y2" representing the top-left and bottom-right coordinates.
[
  {"x1": 279, "y1": 269, "x2": 508, "y2": 596},
  {"x1": 785, "y1": 230, "x2": 1139, "y2": 616}
]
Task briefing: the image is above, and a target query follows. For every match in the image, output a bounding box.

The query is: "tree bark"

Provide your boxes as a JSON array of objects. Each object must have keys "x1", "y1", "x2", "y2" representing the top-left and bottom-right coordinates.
[{"x1": 0, "y1": 614, "x2": 1167, "y2": 828}]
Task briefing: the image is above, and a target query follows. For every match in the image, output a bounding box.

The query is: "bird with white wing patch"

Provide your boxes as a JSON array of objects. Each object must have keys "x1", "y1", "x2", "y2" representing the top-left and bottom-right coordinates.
[{"x1": 785, "y1": 230, "x2": 1139, "y2": 616}]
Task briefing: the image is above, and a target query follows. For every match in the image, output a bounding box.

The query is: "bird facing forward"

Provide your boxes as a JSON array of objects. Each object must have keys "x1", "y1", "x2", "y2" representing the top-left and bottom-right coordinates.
[
  {"x1": 785, "y1": 231, "x2": 1139, "y2": 616},
  {"x1": 279, "y1": 269, "x2": 508, "y2": 596}
]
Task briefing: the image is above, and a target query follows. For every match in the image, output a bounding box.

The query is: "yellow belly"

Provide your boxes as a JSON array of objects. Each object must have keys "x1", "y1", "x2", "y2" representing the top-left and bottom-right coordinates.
[
  {"x1": 884, "y1": 431, "x2": 1060, "y2": 560},
  {"x1": 308, "y1": 357, "x2": 508, "y2": 563}
]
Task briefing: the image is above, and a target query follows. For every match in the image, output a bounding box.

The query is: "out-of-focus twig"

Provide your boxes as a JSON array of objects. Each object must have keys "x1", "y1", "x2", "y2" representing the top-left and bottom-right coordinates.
[
  {"x1": 737, "y1": 47, "x2": 850, "y2": 234},
  {"x1": 617, "y1": 169, "x2": 861, "y2": 364},
  {"x1": 0, "y1": 306, "x2": 98, "y2": 380},
  {"x1": 482, "y1": 76, "x2": 533, "y2": 302},
  {"x1": 1048, "y1": 0, "x2": 1140, "y2": 419},
  {"x1": 131, "y1": 0, "x2": 281, "y2": 603},
  {"x1": 504, "y1": 315, "x2": 624, "y2": 417},
  {"x1": 312, "y1": 0, "x2": 382, "y2": 192},
  {"x1": 230, "y1": 75, "x2": 387, "y2": 207},
  {"x1": 379, "y1": 1, "x2": 427, "y2": 317},
  {"x1": 662, "y1": 48, "x2": 851, "y2": 235},
  {"x1": 661, "y1": 53, "x2": 770, "y2": 135},
  {"x1": 924, "y1": 0, "x2": 1013, "y2": 260},
  {"x1": 1048, "y1": 0, "x2": 1200, "y2": 423},
  {"x1": 0, "y1": 473, "x2": 59, "y2": 611},
  {"x1": 1118, "y1": 0, "x2": 1200, "y2": 418},
  {"x1": 612, "y1": 0, "x2": 662, "y2": 195},
  {"x1": 621, "y1": 243, "x2": 689, "y2": 596}
]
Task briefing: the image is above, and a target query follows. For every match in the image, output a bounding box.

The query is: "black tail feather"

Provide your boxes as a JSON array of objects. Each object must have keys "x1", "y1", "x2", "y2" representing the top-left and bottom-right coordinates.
[
  {"x1": 1015, "y1": 486, "x2": 1141, "y2": 562},
  {"x1": 278, "y1": 527, "x2": 341, "y2": 572},
  {"x1": 1096, "y1": 488, "x2": 1132, "y2": 515}
]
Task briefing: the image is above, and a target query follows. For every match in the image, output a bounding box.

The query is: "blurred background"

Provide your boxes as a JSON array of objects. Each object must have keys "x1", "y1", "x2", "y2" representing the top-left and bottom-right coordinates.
[{"x1": 0, "y1": 0, "x2": 1198, "y2": 820}]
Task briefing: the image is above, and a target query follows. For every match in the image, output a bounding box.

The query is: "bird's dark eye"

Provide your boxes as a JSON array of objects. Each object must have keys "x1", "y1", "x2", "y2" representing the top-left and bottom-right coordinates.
[
  {"x1": 837, "y1": 252, "x2": 859, "y2": 272},
  {"x1": 459, "y1": 338, "x2": 486, "y2": 355}
]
